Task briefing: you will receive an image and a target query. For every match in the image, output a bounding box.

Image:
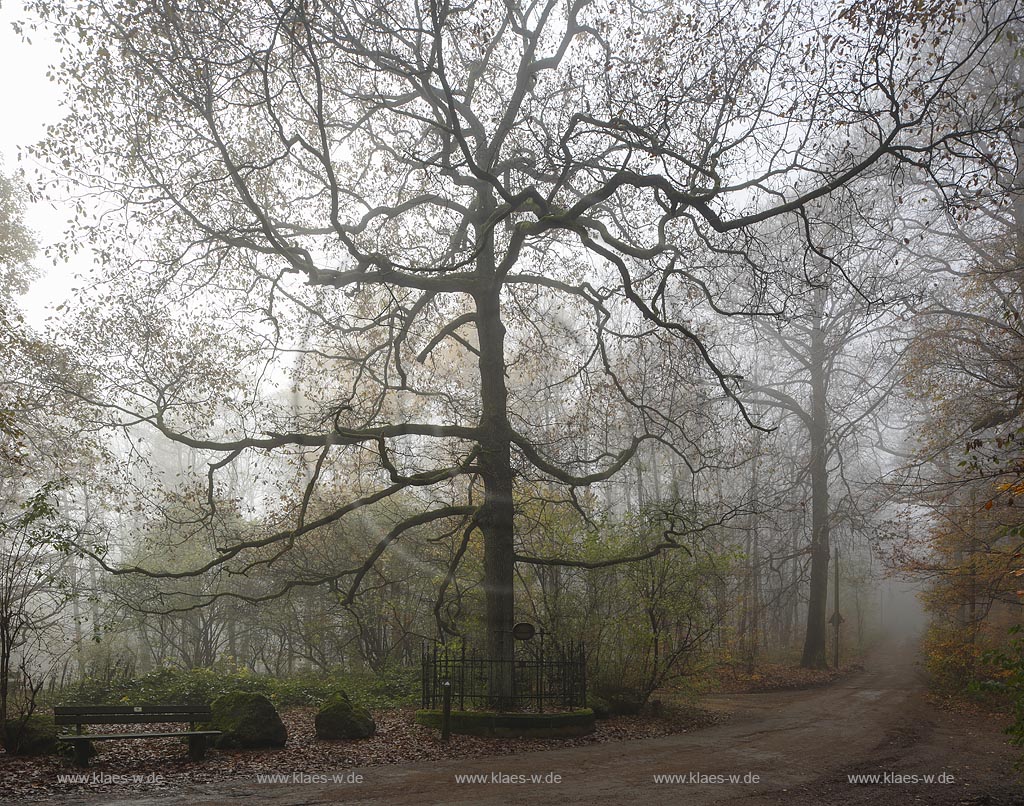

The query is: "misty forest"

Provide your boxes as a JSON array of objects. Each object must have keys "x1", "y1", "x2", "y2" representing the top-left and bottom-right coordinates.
[{"x1": 0, "y1": 0, "x2": 1023, "y2": 803}]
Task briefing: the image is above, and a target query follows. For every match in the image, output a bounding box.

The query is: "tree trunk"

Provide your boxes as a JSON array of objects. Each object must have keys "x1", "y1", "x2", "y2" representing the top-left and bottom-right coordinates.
[
  {"x1": 0, "y1": 616, "x2": 11, "y2": 728},
  {"x1": 801, "y1": 289, "x2": 831, "y2": 669},
  {"x1": 474, "y1": 280, "x2": 516, "y2": 705},
  {"x1": 741, "y1": 429, "x2": 762, "y2": 672}
]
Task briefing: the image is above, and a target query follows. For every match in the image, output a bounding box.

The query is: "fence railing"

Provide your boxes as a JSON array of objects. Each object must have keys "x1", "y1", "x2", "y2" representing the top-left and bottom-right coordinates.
[{"x1": 421, "y1": 640, "x2": 586, "y2": 712}]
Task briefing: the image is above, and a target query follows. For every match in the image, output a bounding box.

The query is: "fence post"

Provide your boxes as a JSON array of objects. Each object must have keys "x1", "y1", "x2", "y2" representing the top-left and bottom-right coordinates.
[
  {"x1": 441, "y1": 680, "x2": 452, "y2": 742},
  {"x1": 581, "y1": 641, "x2": 587, "y2": 707},
  {"x1": 566, "y1": 639, "x2": 573, "y2": 709},
  {"x1": 538, "y1": 631, "x2": 544, "y2": 713}
]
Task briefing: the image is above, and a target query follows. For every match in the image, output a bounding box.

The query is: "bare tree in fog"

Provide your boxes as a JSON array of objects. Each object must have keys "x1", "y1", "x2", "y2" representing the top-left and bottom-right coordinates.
[
  {"x1": 740, "y1": 192, "x2": 909, "y2": 667},
  {"x1": 30, "y1": 0, "x2": 1019, "y2": 699}
]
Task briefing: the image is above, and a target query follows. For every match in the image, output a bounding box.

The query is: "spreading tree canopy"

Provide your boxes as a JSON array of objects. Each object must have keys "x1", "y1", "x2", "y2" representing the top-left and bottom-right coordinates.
[{"x1": 27, "y1": 0, "x2": 1019, "y2": 694}]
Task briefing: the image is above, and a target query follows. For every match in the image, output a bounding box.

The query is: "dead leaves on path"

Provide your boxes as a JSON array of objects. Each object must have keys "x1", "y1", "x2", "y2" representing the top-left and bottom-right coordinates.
[{"x1": 715, "y1": 662, "x2": 862, "y2": 694}]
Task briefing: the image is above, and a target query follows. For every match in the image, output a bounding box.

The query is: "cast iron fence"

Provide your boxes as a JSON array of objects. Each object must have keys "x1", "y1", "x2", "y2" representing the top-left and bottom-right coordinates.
[{"x1": 421, "y1": 638, "x2": 586, "y2": 712}]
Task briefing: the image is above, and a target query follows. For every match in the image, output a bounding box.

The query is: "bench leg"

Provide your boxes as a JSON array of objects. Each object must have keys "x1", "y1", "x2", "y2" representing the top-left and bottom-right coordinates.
[
  {"x1": 72, "y1": 739, "x2": 91, "y2": 768},
  {"x1": 187, "y1": 734, "x2": 207, "y2": 762}
]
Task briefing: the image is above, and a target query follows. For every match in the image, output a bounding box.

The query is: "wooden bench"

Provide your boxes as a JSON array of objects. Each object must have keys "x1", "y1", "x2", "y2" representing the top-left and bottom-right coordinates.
[{"x1": 54, "y1": 705, "x2": 222, "y2": 767}]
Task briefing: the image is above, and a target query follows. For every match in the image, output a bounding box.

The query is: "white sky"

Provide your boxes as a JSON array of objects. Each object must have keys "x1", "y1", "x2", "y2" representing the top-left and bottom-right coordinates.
[{"x1": 1, "y1": 0, "x2": 86, "y2": 326}]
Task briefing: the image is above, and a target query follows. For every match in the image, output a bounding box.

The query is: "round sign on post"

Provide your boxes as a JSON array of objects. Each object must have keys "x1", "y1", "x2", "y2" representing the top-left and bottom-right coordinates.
[{"x1": 512, "y1": 622, "x2": 536, "y2": 641}]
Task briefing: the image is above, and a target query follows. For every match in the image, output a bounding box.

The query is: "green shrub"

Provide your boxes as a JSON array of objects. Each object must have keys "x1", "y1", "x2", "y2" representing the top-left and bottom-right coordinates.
[
  {"x1": 331, "y1": 664, "x2": 419, "y2": 709},
  {"x1": 55, "y1": 663, "x2": 418, "y2": 710},
  {"x1": 924, "y1": 624, "x2": 986, "y2": 695},
  {"x1": 977, "y1": 624, "x2": 1024, "y2": 759},
  {"x1": 3, "y1": 714, "x2": 58, "y2": 756},
  {"x1": 587, "y1": 695, "x2": 611, "y2": 719},
  {"x1": 591, "y1": 684, "x2": 644, "y2": 715}
]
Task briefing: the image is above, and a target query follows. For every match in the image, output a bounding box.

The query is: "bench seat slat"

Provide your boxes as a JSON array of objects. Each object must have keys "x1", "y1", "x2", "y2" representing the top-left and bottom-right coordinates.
[
  {"x1": 54, "y1": 713, "x2": 210, "y2": 726},
  {"x1": 58, "y1": 731, "x2": 222, "y2": 741}
]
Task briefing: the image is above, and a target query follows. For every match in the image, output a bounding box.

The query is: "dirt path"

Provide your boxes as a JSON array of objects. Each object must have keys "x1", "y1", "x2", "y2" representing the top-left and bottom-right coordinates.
[{"x1": 64, "y1": 638, "x2": 1021, "y2": 806}]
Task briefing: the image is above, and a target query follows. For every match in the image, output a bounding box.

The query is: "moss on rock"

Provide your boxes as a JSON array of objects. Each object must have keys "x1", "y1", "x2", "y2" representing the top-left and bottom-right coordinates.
[
  {"x1": 315, "y1": 692, "x2": 376, "y2": 740},
  {"x1": 207, "y1": 692, "x2": 287, "y2": 749}
]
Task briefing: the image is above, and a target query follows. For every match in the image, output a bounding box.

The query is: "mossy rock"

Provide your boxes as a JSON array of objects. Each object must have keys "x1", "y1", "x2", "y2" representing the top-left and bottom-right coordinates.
[
  {"x1": 3, "y1": 715, "x2": 58, "y2": 755},
  {"x1": 315, "y1": 693, "x2": 376, "y2": 740},
  {"x1": 207, "y1": 692, "x2": 287, "y2": 749}
]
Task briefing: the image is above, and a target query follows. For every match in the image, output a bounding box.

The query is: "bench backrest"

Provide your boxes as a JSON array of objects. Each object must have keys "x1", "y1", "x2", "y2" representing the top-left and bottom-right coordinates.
[{"x1": 53, "y1": 705, "x2": 213, "y2": 726}]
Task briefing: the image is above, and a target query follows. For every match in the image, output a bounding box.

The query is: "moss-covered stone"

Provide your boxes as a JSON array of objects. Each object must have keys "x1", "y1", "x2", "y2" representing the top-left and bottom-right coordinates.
[
  {"x1": 3, "y1": 714, "x2": 58, "y2": 755},
  {"x1": 315, "y1": 693, "x2": 376, "y2": 740},
  {"x1": 207, "y1": 692, "x2": 287, "y2": 749}
]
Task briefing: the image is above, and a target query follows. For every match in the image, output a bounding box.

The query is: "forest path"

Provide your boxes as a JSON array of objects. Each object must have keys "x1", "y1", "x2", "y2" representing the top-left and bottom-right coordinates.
[{"x1": 87, "y1": 637, "x2": 1021, "y2": 806}]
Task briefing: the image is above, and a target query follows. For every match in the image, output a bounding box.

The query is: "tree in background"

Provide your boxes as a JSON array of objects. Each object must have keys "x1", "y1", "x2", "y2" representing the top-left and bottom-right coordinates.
[
  {"x1": 738, "y1": 188, "x2": 909, "y2": 667},
  {"x1": 0, "y1": 166, "x2": 78, "y2": 733},
  {"x1": 0, "y1": 484, "x2": 73, "y2": 729}
]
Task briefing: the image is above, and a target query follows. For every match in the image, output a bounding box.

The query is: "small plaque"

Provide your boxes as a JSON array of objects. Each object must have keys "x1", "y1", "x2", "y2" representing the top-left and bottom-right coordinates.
[
  {"x1": 512, "y1": 622, "x2": 536, "y2": 641},
  {"x1": 134, "y1": 706, "x2": 143, "y2": 713}
]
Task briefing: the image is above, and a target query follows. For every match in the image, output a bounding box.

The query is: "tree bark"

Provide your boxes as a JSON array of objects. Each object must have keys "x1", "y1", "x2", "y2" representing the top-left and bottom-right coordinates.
[
  {"x1": 801, "y1": 289, "x2": 831, "y2": 668},
  {"x1": 474, "y1": 279, "x2": 516, "y2": 705}
]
